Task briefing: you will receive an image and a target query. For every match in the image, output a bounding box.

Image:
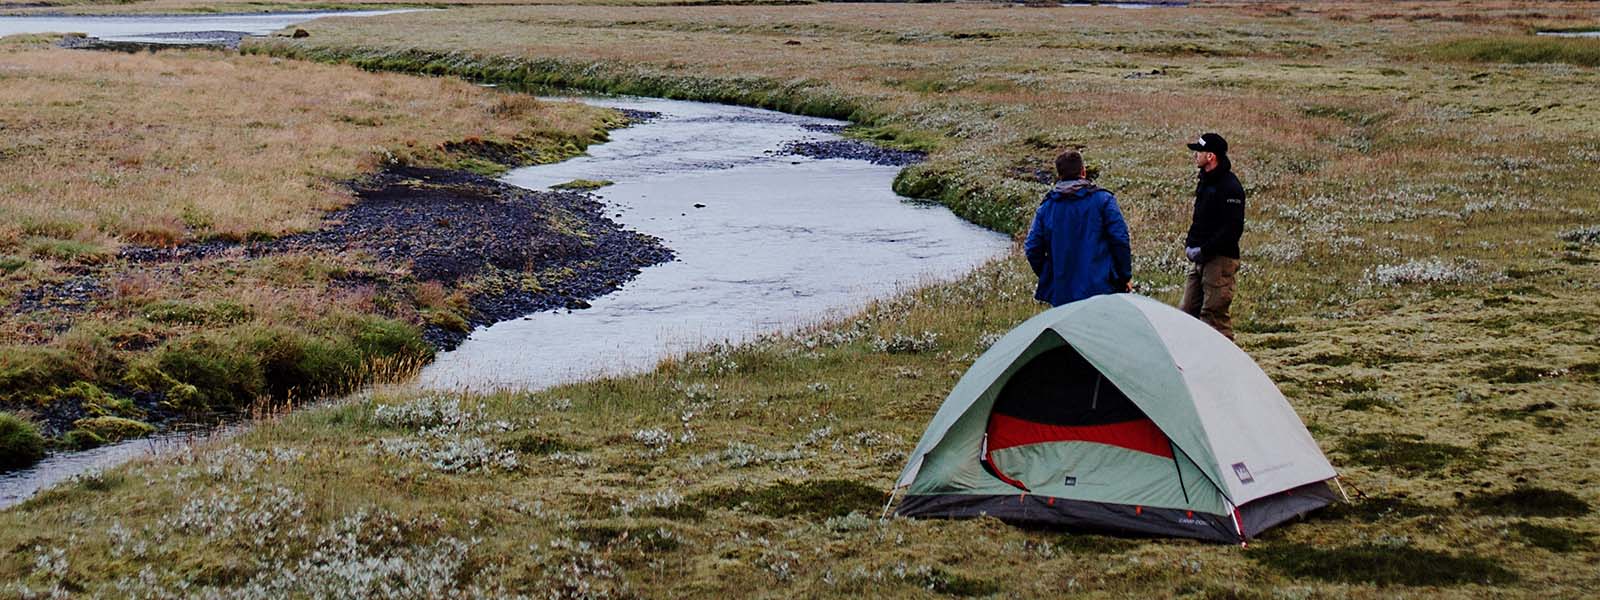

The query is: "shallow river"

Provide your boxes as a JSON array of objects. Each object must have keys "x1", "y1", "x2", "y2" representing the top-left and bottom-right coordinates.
[
  {"x1": 0, "y1": 10, "x2": 412, "y2": 44},
  {"x1": 420, "y1": 97, "x2": 1010, "y2": 389}
]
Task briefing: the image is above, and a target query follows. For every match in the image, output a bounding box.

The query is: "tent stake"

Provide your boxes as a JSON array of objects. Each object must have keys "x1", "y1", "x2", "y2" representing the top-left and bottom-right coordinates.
[
  {"x1": 880, "y1": 486, "x2": 903, "y2": 520},
  {"x1": 1332, "y1": 476, "x2": 1351, "y2": 503}
]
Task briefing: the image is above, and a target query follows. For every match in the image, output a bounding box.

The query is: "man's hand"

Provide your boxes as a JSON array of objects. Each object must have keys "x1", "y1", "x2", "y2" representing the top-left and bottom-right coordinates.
[
  {"x1": 1185, "y1": 246, "x2": 1202, "y2": 262},
  {"x1": 1125, "y1": 280, "x2": 1134, "y2": 293}
]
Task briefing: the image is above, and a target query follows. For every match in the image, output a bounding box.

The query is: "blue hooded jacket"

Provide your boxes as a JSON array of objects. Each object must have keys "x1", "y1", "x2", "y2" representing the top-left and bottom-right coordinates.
[{"x1": 1023, "y1": 180, "x2": 1133, "y2": 306}]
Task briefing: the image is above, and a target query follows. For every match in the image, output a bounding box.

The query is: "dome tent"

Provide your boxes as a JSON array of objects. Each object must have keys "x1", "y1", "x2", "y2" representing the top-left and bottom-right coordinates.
[{"x1": 893, "y1": 294, "x2": 1341, "y2": 543}]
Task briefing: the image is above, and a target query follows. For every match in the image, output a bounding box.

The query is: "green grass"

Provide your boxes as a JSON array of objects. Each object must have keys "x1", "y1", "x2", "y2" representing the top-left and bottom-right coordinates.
[
  {"x1": 551, "y1": 178, "x2": 614, "y2": 190},
  {"x1": 1421, "y1": 35, "x2": 1600, "y2": 67}
]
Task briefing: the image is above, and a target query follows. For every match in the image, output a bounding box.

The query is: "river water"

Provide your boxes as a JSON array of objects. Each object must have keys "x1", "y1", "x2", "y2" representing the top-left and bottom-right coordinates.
[
  {"x1": 419, "y1": 97, "x2": 1010, "y2": 389},
  {"x1": 0, "y1": 10, "x2": 414, "y2": 44}
]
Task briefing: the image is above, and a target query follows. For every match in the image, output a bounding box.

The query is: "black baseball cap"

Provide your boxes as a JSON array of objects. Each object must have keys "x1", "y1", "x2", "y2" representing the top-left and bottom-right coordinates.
[{"x1": 1186, "y1": 132, "x2": 1228, "y2": 155}]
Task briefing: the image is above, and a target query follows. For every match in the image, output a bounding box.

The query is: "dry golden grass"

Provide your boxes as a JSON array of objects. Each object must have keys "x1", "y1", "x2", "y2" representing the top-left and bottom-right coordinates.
[{"x1": 0, "y1": 43, "x2": 601, "y2": 248}]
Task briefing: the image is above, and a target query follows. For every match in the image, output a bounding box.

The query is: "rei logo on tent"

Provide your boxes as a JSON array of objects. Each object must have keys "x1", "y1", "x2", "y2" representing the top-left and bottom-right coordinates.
[{"x1": 1232, "y1": 462, "x2": 1255, "y2": 484}]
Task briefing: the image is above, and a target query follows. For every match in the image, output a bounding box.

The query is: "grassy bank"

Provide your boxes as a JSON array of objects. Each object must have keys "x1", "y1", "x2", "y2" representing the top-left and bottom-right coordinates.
[
  {"x1": 0, "y1": 37, "x2": 621, "y2": 455},
  {"x1": 2, "y1": 1, "x2": 1599, "y2": 597}
]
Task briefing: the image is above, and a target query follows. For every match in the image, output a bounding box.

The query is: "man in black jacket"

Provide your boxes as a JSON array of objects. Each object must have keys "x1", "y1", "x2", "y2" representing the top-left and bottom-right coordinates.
[{"x1": 1180, "y1": 133, "x2": 1245, "y2": 339}]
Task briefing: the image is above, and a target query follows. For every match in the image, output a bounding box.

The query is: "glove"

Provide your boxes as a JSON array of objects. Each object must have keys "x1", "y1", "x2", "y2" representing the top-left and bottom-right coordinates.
[{"x1": 1185, "y1": 246, "x2": 1202, "y2": 262}]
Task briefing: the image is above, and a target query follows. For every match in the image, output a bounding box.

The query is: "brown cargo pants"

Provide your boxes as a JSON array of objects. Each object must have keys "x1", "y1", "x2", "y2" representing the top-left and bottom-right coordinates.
[{"x1": 1179, "y1": 256, "x2": 1239, "y2": 340}]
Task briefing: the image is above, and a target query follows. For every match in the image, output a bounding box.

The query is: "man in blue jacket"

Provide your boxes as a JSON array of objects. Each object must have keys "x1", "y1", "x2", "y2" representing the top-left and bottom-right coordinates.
[{"x1": 1023, "y1": 150, "x2": 1133, "y2": 306}]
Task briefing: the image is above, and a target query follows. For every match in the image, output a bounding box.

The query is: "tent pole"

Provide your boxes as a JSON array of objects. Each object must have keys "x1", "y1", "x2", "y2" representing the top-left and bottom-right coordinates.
[
  {"x1": 1171, "y1": 443, "x2": 1190, "y2": 505},
  {"x1": 1332, "y1": 476, "x2": 1351, "y2": 503}
]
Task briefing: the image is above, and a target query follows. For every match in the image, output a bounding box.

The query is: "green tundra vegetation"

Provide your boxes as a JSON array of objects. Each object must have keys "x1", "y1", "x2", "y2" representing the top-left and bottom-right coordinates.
[{"x1": 2, "y1": 1, "x2": 1599, "y2": 597}]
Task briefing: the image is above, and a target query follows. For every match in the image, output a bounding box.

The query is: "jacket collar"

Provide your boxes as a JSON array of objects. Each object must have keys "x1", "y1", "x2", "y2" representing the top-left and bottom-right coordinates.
[{"x1": 1049, "y1": 179, "x2": 1101, "y2": 199}]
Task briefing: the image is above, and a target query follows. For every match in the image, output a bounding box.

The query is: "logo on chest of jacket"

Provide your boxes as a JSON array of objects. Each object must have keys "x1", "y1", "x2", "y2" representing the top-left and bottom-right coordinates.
[
  {"x1": 1226, "y1": 197, "x2": 1243, "y2": 204},
  {"x1": 1063, "y1": 476, "x2": 1077, "y2": 486},
  {"x1": 1232, "y1": 462, "x2": 1255, "y2": 484}
]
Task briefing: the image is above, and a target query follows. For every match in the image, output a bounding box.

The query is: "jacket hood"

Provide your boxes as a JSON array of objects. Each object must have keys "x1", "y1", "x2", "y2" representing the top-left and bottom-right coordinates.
[{"x1": 1048, "y1": 179, "x2": 1102, "y2": 200}]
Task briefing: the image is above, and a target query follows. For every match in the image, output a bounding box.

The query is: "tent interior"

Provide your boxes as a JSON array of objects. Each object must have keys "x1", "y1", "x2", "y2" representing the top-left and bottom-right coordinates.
[{"x1": 983, "y1": 344, "x2": 1178, "y2": 493}]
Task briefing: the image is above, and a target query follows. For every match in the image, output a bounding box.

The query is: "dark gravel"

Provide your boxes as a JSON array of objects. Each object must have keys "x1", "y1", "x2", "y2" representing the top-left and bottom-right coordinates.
[
  {"x1": 616, "y1": 108, "x2": 662, "y2": 124},
  {"x1": 800, "y1": 122, "x2": 848, "y2": 134},
  {"x1": 116, "y1": 166, "x2": 673, "y2": 351},
  {"x1": 57, "y1": 32, "x2": 246, "y2": 51},
  {"x1": 292, "y1": 166, "x2": 673, "y2": 349},
  {"x1": 13, "y1": 276, "x2": 106, "y2": 314},
  {"x1": 780, "y1": 139, "x2": 925, "y2": 166}
]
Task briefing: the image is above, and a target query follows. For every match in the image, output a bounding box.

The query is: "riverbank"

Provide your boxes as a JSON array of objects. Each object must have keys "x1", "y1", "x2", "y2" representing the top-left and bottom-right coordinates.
[
  {"x1": 0, "y1": 42, "x2": 659, "y2": 457},
  {"x1": 2, "y1": 1, "x2": 1599, "y2": 597}
]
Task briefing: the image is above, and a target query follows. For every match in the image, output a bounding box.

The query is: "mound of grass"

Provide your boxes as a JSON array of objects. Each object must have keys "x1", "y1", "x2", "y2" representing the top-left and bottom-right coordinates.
[
  {"x1": 0, "y1": 346, "x2": 90, "y2": 404},
  {"x1": 551, "y1": 178, "x2": 614, "y2": 190},
  {"x1": 691, "y1": 479, "x2": 883, "y2": 520},
  {"x1": 1249, "y1": 543, "x2": 1518, "y2": 586},
  {"x1": 1335, "y1": 433, "x2": 1478, "y2": 473},
  {"x1": 0, "y1": 412, "x2": 47, "y2": 472},
  {"x1": 1509, "y1": 522, "x2": 1593, "y2": 553},
  {"x1": 50, "y1": 381, "x2": 139, "y2": 418},
  {"x1": 70, "y1": 416, "x2": 155, "y2": 445},
  {"x1": 571, "y1": 525, "x2": 681, "y2": 553},
  {"x1": 1421, "y1": 36, "x2": 1600, "y2": 67},
  {"x1": 1462, "y1": 486, "x2": 1591, "y2": 517},
  {"x1": 124, "y1": 315, "x2": 431, "y2": 412}
]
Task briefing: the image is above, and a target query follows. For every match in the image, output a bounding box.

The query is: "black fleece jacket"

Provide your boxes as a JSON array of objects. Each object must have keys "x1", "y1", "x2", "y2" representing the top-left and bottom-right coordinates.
[{"x1": 1184, "y1": 162, "x2": 1246, "y2": 261}]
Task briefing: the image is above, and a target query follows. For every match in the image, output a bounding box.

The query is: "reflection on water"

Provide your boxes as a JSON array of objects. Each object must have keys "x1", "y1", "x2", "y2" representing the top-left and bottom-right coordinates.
[
  {"x1": 419, "y1": 98, "x2": 1010, "y2": 390},
  {"x1": 0, "y1": 10, "x2": 414, "y2": 43}
]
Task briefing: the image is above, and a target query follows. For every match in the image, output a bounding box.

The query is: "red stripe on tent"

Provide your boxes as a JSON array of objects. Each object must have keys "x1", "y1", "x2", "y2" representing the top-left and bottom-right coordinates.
[{"x1": 986, "y1": 414, "x2": 1173, "y2": 458}]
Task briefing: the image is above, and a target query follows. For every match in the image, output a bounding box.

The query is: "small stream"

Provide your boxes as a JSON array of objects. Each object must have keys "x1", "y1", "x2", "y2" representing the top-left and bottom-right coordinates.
[
  {"x1": 418, "y1": 97, "x2": 1010, "y2": 389},
  {"x1": 0, "y1": 430, "x2": 215, "y2": 508}
]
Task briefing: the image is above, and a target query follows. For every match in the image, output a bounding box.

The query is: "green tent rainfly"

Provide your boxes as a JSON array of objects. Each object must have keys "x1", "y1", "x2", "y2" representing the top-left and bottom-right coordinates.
[{"x1": 893, "y1": 294, "x2": 1341, "y2": 543}]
